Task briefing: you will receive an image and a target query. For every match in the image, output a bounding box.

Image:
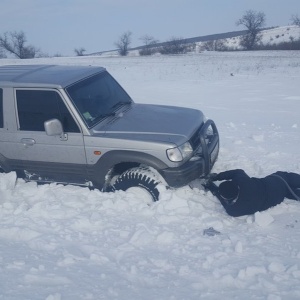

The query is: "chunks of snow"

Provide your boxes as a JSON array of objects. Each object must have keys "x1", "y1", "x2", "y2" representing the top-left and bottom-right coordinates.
[{"x1": 254, "y1": 211, "x2": 275, "y2": 227}]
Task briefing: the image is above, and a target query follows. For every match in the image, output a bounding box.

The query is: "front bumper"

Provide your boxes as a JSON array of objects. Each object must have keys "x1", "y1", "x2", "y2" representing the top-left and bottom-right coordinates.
[{"x1": 160, "y1": 119, "x2": 219, "y2": 187}]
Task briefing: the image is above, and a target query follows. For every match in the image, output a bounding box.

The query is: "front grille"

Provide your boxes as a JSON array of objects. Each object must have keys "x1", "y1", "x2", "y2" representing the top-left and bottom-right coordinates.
[
  {"x1": 189, "y1": 122, "x2": 217, "y2": 153},
  {"x1": 190, "y1": 125, "x2": 202, "y2": 150},
  {"x1": 189, "y1": 119, "x2": 219, "y2": 174}
]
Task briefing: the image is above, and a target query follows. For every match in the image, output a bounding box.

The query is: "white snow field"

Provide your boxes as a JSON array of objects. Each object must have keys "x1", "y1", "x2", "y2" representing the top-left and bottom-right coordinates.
[{"x1": 0, "y1": 51, "x2": 300, "y2": 300}]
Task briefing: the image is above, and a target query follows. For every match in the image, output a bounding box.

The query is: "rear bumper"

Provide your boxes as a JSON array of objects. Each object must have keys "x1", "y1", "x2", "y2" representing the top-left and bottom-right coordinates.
[{"x1": 160, "y1": 119, "x2": 219, "y2": 187}]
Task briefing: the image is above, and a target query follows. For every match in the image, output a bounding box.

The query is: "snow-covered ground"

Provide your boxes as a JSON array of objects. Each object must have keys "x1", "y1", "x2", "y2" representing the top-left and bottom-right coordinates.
[{"x1": 0, "y1": 51, "x2": 300, "y2": 299}]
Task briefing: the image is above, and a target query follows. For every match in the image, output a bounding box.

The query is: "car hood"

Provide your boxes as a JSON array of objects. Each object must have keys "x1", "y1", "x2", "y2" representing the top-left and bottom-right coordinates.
[{"x1": 92, "y1": 103, "x2": 204, "y2": 145}]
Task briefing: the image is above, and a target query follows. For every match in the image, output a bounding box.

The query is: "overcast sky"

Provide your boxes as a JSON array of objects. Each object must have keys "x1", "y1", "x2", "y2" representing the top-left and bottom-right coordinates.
[{"x1": 1, "y1": 0, "x2": 299, "y2": 56}]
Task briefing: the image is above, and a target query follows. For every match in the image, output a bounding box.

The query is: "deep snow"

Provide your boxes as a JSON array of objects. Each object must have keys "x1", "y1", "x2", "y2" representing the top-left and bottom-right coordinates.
[{"x1": 0, "y1": 51, "x2": 300, "y2": 300}]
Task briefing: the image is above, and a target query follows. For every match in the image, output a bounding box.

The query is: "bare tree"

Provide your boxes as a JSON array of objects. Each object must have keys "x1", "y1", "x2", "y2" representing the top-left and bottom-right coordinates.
[
  {"x1": 291, "y1": 14, "x2": 300, "y2": 26},
  {"x1": 0, "y1": 31, "x2": 39, "y2": 59},
  {"x1": 236, "y1": 10, "x2": 266, "y2": 50},
  {"x1": 74, "y1": 47, "x2": 86, "y2": 56},
  {"x1": 115, "y1": 31, "x2": 132, "y2": 56},
  {"x1": 139, "y1": 35, "x2": 159, "y2": 55},
  {"x1": 0, "y1": 48, "x2": 6, "y2": 58}
]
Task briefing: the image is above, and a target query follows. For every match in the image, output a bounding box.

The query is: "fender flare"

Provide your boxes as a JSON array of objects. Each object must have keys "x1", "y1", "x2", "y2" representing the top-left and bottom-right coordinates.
[{"x1": 88, "y1": 150, "x2": 169, "y2": 189}]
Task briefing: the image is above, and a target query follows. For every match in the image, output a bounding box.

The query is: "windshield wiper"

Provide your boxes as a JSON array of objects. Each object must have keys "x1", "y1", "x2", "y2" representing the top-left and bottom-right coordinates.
[
  {"x1": 93, "y1": 111, "x2": 117, "y2": 122},
  {"x1": 90, "y1": 101, "x2": 131, "y2": 126},
  {"x1": 98, "y1": 102, "x2": 130, "y2": 120},
  {"x1": 111, "y1": 101, "x2": 131, "y2": 110}
]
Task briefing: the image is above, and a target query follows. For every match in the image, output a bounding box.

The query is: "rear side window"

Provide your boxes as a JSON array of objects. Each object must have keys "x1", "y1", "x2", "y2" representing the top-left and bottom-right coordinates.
[
  {"x1": 0, "y1": 89, "x2": 3, "y2": 128},
  {"x1": 16, "y1": 90, "x2": 80, "y2": 132}
]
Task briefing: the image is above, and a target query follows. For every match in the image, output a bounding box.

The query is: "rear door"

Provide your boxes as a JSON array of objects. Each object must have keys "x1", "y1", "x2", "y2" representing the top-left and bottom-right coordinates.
[{"x1": 14, "y1": 89, "x2": 88, "y2": 183}]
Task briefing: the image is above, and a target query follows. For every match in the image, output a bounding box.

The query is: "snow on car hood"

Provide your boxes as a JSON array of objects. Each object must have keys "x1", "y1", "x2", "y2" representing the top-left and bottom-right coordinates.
[{"x1": 92, "y1": 103, "x2": 204, "y2": 145}]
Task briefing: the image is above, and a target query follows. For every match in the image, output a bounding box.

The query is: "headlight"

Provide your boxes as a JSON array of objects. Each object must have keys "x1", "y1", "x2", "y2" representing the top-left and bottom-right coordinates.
[{"x1": 167, "y1": 142, "x2": 193, "y2": 162}]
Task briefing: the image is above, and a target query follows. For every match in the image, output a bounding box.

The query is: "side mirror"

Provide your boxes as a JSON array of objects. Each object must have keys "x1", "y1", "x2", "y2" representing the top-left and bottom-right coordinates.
[{"x1": 44, "y1": 119, "x2": 68, "y2": 141}]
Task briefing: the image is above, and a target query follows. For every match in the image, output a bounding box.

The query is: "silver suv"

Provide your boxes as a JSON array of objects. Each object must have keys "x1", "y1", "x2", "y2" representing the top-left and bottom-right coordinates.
[{"x1": 0, "y1": 65, "x2": 219, "y2": 201}]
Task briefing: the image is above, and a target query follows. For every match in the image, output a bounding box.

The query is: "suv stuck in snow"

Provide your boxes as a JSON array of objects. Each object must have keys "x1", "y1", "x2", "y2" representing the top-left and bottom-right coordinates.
[{"x1": 0, "y1": 64, "x2": 219, "y2": 201}]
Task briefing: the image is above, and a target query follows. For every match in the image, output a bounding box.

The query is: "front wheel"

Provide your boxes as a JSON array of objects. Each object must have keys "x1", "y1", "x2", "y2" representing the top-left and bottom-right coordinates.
[{"x1": 108, "y1": 167, "x2": 163, "y2": 202}]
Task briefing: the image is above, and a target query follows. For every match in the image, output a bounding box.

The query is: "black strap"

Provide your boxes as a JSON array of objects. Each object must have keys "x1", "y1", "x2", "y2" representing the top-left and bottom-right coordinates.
[{"x1": 270, "y1": 174, "x2": 300, "y2": 201}]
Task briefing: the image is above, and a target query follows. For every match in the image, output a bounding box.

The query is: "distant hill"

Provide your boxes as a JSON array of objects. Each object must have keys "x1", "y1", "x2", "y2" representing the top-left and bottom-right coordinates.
[
  {"x1": 91, "y1": 26, "x2": 300, "y2": 56},
  {"x1": 221, "y1": 25, "x2": 300, "y2": 50},
  {"x1": 130, "y1": 30, "x2": 249, "y2": 51},
  {"x1": 90, "y1": 30, "x2": 248, "y2": 55}
]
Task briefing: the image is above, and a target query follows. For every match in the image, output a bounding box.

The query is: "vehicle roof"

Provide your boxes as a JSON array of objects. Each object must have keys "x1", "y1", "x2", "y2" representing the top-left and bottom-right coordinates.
[{"x1": 0, "y1": 64, "x2": 106, "y2": 88}]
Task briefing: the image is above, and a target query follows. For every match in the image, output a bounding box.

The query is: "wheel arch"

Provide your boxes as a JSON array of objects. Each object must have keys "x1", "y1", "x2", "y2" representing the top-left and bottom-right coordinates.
[{"x1": 88, "y1": 150, "x2": 168, "y2": 190}]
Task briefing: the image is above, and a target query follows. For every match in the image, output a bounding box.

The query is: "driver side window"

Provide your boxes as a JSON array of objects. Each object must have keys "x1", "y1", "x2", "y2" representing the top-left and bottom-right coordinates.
[{"x1": 16, "y1": 89, "x2": 80, "y2": 133}]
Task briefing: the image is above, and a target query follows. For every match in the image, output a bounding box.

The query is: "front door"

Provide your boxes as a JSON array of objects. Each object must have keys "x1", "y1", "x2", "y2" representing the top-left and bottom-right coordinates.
[{"x1": 14, "y1": 89, "x2": 87, "y2": 184}]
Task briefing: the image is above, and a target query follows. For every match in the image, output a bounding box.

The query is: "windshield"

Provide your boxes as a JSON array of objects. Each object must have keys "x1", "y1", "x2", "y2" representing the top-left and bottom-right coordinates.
[{"x1": 66, "y1": 71, "x2": 132, "y2": 128}]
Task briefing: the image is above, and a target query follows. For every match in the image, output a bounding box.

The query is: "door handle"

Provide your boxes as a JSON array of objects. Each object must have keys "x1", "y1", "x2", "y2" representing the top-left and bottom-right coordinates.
[{"x1": 21, "y1": 138, "x2": 36, "y2": 146}]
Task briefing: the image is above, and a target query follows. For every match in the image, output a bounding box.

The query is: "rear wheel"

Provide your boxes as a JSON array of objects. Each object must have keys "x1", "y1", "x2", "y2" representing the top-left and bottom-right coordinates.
[{"x1": 108, "y1": 167, "x2": 162, "y2": 202}]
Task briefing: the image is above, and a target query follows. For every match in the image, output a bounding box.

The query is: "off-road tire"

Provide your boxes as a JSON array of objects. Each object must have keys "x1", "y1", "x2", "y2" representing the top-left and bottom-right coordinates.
[{"x1": 108, "y1": 167, "x2": 161, "y2": 202}]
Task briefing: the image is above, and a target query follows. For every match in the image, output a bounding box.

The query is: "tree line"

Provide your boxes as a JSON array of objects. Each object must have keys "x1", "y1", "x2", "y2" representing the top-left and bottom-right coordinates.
[{"x1": 1, "y1": 11, "x2": 299, "y2": 59}]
